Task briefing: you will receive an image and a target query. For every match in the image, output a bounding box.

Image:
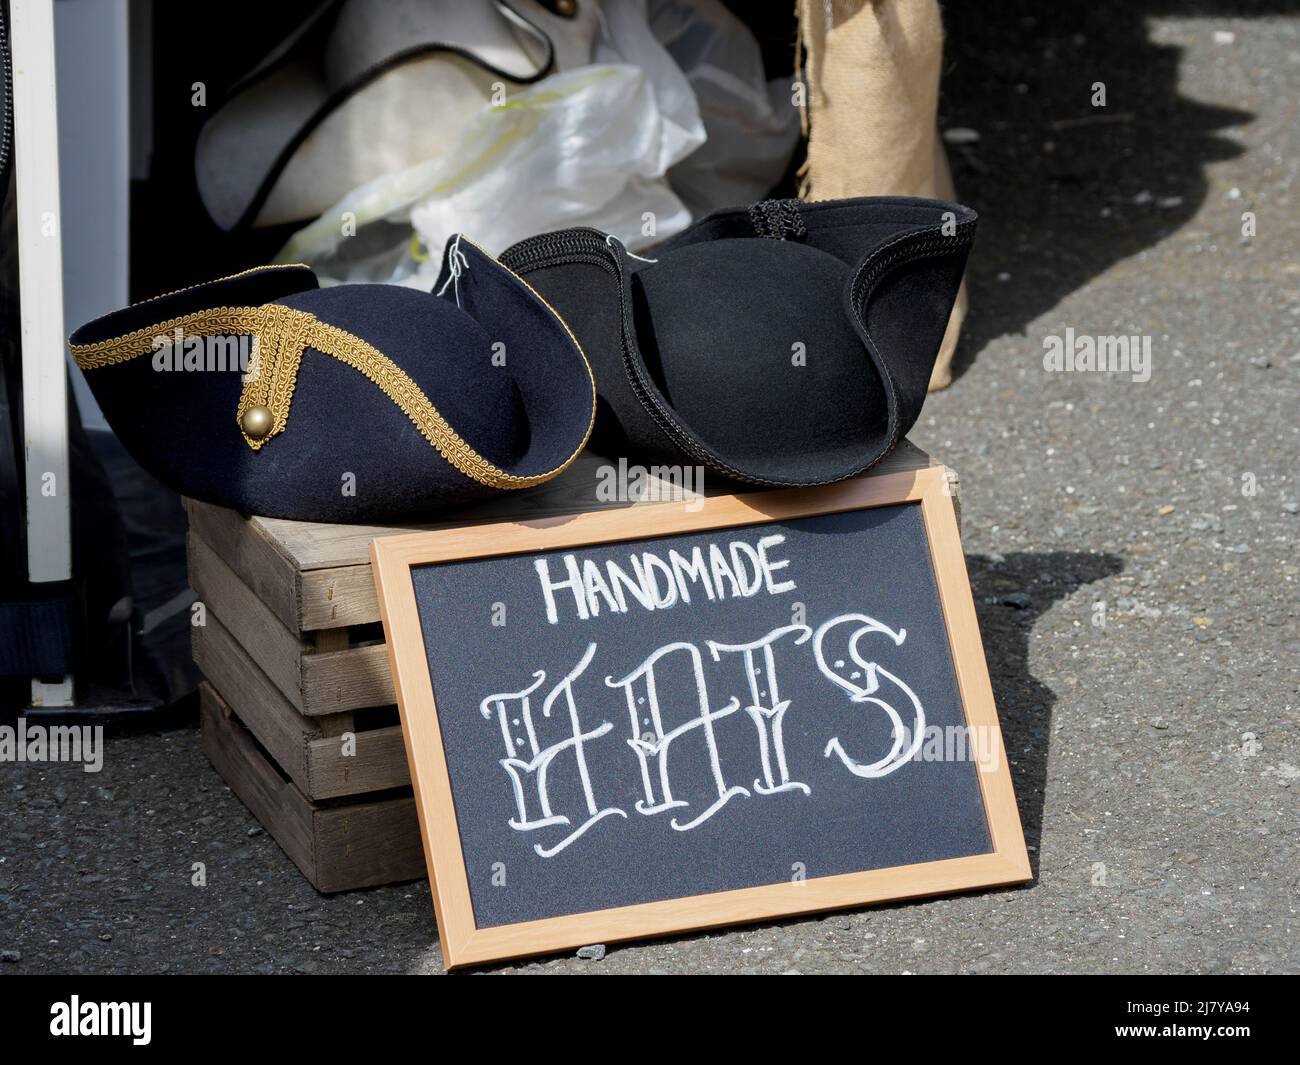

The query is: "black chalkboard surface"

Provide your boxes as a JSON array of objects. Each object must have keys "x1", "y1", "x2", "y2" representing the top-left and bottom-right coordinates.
[{"x1": 373, "y1": 468, "x2": 1029, "y2": 967}]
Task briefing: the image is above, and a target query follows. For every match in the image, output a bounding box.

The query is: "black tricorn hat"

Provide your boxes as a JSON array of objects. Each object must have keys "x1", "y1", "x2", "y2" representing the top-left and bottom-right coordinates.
[
  {"x1": 69, "y1": 238, "x2": 595, "y2": 522},
  {"x1": 499, "y1": 196, "x2": 975, "y2": 485}
]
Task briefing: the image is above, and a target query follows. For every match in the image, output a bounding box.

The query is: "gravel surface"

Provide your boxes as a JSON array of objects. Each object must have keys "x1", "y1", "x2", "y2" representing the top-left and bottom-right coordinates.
[{"x1": 2, "y1": 4, "x2": 1296, "y2": 975}]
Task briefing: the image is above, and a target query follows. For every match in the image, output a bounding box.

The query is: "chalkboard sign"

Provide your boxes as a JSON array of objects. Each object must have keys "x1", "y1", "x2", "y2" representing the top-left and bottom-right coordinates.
[{"x1": 372, "y1": 467, "x2": 1029, "y2": 968}]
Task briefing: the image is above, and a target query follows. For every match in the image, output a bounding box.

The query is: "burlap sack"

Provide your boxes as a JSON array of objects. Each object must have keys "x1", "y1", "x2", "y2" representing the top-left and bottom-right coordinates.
[{"x1": 796, "y1": 0, "x2": 968, "y2": 390}]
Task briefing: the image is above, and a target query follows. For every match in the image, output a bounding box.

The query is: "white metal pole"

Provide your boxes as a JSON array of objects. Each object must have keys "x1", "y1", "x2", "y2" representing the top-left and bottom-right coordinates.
[
  {"x1": 11, "y1": 0, "x2": 74, "y2": 706},
  {"x1": 57, "y1": 0, "x2": 131, "y2": 431}
]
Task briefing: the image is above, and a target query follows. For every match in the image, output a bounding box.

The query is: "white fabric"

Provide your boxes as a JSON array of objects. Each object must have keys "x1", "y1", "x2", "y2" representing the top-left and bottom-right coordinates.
[
  {"x1": 650, "y1": 0, "x2": 801, "y2": 216},
  {"x1": 277, "y1": 63, "x2": 698, "y2": 285},
  {"x1": 196, "y1": 0, "x2": 599, "y2": 229},
  {"x1": 325, "y1": 0, "x2": 553, "y2": 83},
  {"x1": 280, "y1": 0, "x2": 707, "y2": 286}
]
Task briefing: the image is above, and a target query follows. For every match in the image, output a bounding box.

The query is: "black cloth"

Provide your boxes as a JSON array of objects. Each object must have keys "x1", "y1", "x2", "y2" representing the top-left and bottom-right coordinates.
[
  {"x1": 68, "y1": 241, "x2": 596, "y2": 522},
  {"x1": 501, "y1": 196, "x2": 975, "y2": 486}
]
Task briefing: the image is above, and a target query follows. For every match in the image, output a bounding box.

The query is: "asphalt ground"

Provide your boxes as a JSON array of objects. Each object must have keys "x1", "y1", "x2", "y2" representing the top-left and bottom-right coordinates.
[{"x1": 2, "y1": 3, "x2": 1296, "y2": 974}]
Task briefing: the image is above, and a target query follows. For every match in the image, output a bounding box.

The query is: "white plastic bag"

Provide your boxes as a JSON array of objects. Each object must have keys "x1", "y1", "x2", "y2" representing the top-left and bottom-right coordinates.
[
  {"x1": 650, "y1": 0, "x2": 802, "y2": 216},
  {"x1": 278, "y1": 0, "x2": 705, "y2": 286}
]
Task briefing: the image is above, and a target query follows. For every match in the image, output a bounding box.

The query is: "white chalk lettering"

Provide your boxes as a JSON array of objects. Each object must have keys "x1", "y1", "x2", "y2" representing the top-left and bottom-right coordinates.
[
  {"x1": 480, "y1": 644, "x2": 626, "y2": 856},
  {"x1": 669, "y1": 546, "x2": 716, "y2": 604},
  {"x1": 756, "y1": 534, "x2": 797, "y2": 595},
  {"x1": 608, "y1": 642, "x2": 748, "y2": 831},
  {"x1": 635, "y1": 553, "x2": 678, "y2": 609},
  {"x1": 707, "y1": 624, "x2": 812, "y2": 795},
  {"x1": 709, "y1": 543, "x2": 740, "y2": 597},
  {"x1": 535, "y1": 555, "x2": 587, "y2": 624},
  {"x1": 606, "y1": 557, "x2": 655, "y2": 612},
  {"x1": 580, "y1": 558, "x2": 619, "y2": 617},
  {"x1": 813, "y1": 614, "x2": 926, "y2": 778},
  {"x1": 536, "y1": 536, "x2": 799, "y2": 624},
  {"x1": 489, "y1": 546, "x2": 937, "y2": 860}
]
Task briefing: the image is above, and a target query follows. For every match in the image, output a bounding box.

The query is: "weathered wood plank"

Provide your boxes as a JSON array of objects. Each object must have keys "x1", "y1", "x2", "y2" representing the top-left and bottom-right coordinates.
[
  {"x1": 201, "y1": 684, "x2": 424, "y2": 892},
  {"x1": 190, "y1": 531, "x2": 394, "y2": 715},
  {"x1": 311, "y1": 793, "x2": 424, "y2": 894},
  {"x1": 313, "y1": 629, "x2": 351, "y2": 652},
  {"x1": 305, "y1": 723, "x2": 409, "y2": 801},
  {"x1": 188, "y1": 533, "x2": 308, "y2": 706},
  {"x1": 199, "y1": 683, "x2": 316, "y2": 882},
  {"x1": 195, "y1": 612, "x2": 407, "y2": 798},
  {"x1": 185, "y1": 497, "x2": 301, "y2": 633},
  {"x1": 193, "y1": 612, "x2": 318, "y2": 793},
  {"x1": 298, "y1": 564, "x2": 382, "y2": 631},
  {"x1": 300, "y1": 642, "x2": 394, "y2": 716}
]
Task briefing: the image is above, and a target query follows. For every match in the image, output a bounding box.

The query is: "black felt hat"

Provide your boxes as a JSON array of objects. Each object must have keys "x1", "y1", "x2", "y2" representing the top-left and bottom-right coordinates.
[
  {"x1": 69, "y1": 238, "x2": 595, "y2": 522},
  {"x1": 499, "y1": 196, "x2": 976, "y2": 485}
]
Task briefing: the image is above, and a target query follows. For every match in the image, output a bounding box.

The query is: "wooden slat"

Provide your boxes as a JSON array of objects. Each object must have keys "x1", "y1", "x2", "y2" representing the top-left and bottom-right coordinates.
[
  {"x1": 311, "y1": 793, "x2": 425, "y2": 894},
  {"x1": 299, "y1": 641, "x2": 394, "y2": 716},
  {"x1": 184, "y1": 498, "x2": 301, "y2": 633},
  {"x1": 194, "y1": 612, "x2": 409, "y2": 799},
  {"x1": 299, "y1": 563, "x2": 384, "y2": 632},
  {"x1": 199, "y1": 683, "x2": 316, "y2": 882},
  {"x1": 187, "y1": 440, "x2": 940, "y2": 633},
  {"x1": 200, "y1": 684, "x2": 425, "y2": 893},
  {"x1": 313, "y1": 629, "x2": 351, "y2": 653},
  {"x1": 193, "y1": 612, "x2": 318, "y2": 793},
  {"x1": 188, "y1": 533, "x2": 308, "y2": 705},
  {"x1": 305, "y1": 722, "x2": 410, "y2": 800},
  {"x1": 189, "y1": 531, "x2": 394, "y2": 715}
]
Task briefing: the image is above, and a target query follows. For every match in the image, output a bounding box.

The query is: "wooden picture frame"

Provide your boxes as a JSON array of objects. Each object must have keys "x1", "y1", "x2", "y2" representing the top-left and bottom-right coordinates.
[{"x1": 371, "y1": 466, "x2": 1030, "y2": 969}]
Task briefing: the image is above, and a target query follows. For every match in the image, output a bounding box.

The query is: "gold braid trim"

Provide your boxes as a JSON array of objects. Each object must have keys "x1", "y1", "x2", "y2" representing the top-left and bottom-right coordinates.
[
  {"x1": 69, "y1": 305, "x2": 564, "y2": 488},
  {"x1": 234, "y1": 304, "x2": 313, "y2": 450},
  {"x1": 308, "y1": 319, "x2": 560, "y2": 488},
  {"x1": 70, "y1": 308, "x2": 267, "y2": 369}
]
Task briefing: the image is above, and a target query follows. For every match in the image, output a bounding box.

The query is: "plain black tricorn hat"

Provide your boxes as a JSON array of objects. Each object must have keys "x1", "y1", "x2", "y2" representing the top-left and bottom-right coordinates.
[
  {"x1": 68, "y1": 238, "x2": 594, "y2": 522},
  {"x1": 499, "y1": 196, "x2": 976, "y2": 485}
]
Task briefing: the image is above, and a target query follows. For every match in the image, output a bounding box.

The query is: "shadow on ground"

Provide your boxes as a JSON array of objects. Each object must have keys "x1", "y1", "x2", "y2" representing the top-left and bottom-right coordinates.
[
  {"x1": 965, "y1": 550, "x2": 1123, "y2": 875},
  {"x1": 940, "y1": 1, "x2": 1259, "y2": 378}
]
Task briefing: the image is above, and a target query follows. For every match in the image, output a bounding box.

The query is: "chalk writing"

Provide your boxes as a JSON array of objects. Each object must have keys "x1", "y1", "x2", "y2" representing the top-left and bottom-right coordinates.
[
  {"x1": 479, "y1": 643, "x2": 627, "y2": 857},
  {"x1": 707, "y1": 624, "x2": 812, "y2": 796},
  {"x1": 813, "y1": 614, "x2": 926, "y2": 778},
  {"x1": 482, "y1": 611, "x2": 926, "y2": 858},
  {"x1": 608, "y1": 642, "x2": 749, "y2": 831},
  {"x1": 534, "y1": 534, "x2": 798, "y2": 624}
]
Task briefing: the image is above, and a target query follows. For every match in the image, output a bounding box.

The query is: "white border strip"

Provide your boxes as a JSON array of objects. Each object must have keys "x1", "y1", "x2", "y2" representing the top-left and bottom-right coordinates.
[{"x1": 12, "y1": 0, "x2": 74, "y2": 704}]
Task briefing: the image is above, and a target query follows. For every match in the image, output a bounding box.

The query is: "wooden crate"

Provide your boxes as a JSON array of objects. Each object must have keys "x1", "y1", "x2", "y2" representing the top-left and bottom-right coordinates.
[
  {"x1": 199, "y1": 683, "x2": 424, "y2": 892},
  {"x1": 189, "y1": 442, "x2": 950, "y2": 891}
]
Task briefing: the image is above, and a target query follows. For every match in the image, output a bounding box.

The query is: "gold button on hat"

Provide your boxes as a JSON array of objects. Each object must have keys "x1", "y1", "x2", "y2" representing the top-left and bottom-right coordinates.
[
  {"x1": 67, "y1": 247, "x2": 596, "y2": 523},
  {"x1": 240, "y1": 405, "x2": 273, "y2": 440}
]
